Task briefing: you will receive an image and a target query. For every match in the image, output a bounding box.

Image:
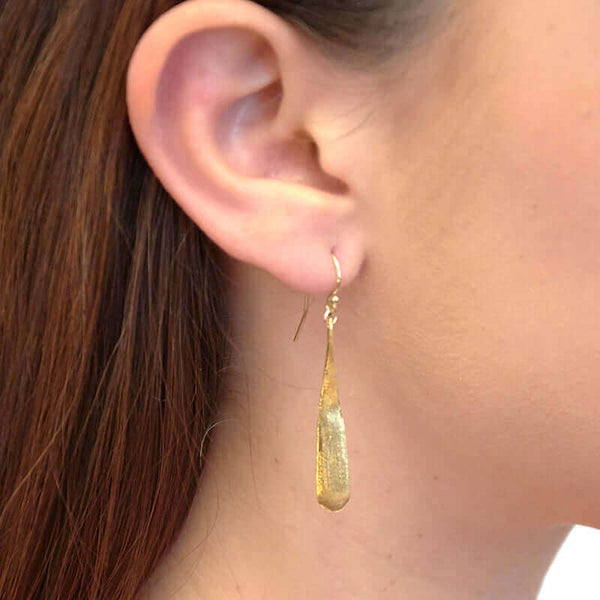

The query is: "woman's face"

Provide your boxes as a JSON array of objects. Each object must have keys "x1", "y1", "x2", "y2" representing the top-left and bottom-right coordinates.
[{"x1": 349, "y1": 0, "x2": 600, "y2": 525}]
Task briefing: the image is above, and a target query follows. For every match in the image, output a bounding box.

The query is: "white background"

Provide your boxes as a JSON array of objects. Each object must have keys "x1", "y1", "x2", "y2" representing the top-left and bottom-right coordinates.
[{"x1": 538, "y1": 525, "x2": 600, "y2": 599}]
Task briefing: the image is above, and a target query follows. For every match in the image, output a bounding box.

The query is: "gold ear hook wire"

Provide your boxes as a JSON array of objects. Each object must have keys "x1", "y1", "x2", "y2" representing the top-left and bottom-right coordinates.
[
  {"x1": 292, "y1": 254, "x2": 342, "y2": 341},
  {"x1": 293, "y1": 294, "x2": 312, "y2": 342}
]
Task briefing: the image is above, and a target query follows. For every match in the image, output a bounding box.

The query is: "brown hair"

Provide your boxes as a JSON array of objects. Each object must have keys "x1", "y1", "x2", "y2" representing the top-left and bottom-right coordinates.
[{"x1": 0, "y1": 1, "x2": 438, "y2": 598}]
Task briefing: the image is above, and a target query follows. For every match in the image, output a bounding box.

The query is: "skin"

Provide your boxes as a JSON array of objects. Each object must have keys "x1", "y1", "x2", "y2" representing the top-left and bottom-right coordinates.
[{"x1": 126, "y1": 0, "x2": 600, "y2": 597}]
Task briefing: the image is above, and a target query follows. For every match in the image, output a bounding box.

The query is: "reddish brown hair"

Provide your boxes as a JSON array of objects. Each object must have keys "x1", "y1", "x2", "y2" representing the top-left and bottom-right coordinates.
[
  {"x1": 0, "y1": 1, "x2": 231, "y2": 597},
  {"x1": 0, "y1": 0, "x2": 437, "y2": 597}
]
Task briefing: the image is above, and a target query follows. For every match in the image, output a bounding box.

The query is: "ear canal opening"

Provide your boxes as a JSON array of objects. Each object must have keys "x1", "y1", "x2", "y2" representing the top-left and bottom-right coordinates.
[
  {"x1": 303, "y1": 135, "x2": 349, "y2": 195},
  {"x1": 218, "y1": 80, "x2": 348, "y2": 195}
]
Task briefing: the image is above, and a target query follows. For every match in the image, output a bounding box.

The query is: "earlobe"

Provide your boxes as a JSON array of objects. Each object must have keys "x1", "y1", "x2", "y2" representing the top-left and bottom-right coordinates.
[{"x1": 126, "y1": 0, "x2": 366, "y2": 294}]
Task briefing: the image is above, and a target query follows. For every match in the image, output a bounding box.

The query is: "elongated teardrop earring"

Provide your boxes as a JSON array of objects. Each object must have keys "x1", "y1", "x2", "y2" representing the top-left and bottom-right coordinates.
[{"x1": 293, "y1": 253, "x2": 351, "y2": 512}]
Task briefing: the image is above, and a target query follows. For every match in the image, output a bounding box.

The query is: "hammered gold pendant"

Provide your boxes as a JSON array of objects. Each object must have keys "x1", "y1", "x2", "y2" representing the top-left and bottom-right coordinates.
[
  {"x1": 316, "y1": 324, "x2": 350, "y2": 511},
  {"x1": 292, "y1": 254, "x2": 350, "y2": 512}
]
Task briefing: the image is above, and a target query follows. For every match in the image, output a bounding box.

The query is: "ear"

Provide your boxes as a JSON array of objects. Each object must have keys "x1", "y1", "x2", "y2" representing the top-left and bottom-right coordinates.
[{"x1": 126, "y1": 0, "x2": 366, "y2": 294}]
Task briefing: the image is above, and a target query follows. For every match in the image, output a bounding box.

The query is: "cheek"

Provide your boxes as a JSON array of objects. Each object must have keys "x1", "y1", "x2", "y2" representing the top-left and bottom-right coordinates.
[
  {"x1": 481, "y1": 100, "x2": 600, "y2": 521},
  {"x1": 478, "y1": 75, "x2": 600, "y2": 351},
  {"x1": 398, "y1": 136, "x2": 600, "y2": 525},
  {"x1": 491, "y1": 85, "x2": 600, "y2": 282},
  {"x1": 476, "y1": 0, "x2": 600, "y2": 282},
  {"x1": 474, "y1": 8, "x2": 600, "y2": 389},
  {"x1": 452, "y1": 145, "x2": 600, "y2": 524},
  {"x1": 395, "y1": 11, "x2": 600, "y2": 523},
  {"x1": 464, "y1": 116, "x2": 600, "y2": 517}
]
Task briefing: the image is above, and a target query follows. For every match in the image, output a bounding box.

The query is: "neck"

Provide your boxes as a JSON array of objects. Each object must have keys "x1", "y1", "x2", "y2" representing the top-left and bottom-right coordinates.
[{"x1": 141, "y1": 259, "x2": 570, "y2": 600}]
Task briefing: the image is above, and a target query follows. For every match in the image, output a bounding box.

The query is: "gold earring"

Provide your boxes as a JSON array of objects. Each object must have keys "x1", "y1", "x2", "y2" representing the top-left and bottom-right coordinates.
[{"x1": 293, "y1": 253, "x2": 350, "y2": 512}]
